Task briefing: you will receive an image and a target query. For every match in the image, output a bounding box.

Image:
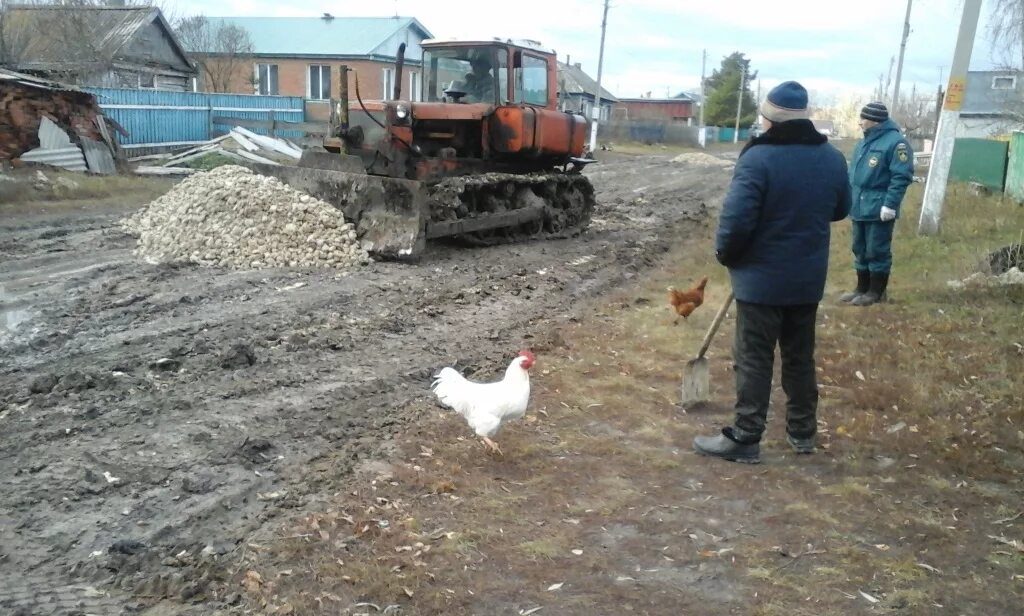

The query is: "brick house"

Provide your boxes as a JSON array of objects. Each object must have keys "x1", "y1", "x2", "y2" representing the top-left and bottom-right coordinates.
[
  {"x1": 613, "y1": 92, "x2": 696, "y2": 123},
  {"x1": 190, "y1": 14, "x2": 432, "y2": 120},
  {"x1": 2, "y1": 5, "x2": 196, "y2": 91}
]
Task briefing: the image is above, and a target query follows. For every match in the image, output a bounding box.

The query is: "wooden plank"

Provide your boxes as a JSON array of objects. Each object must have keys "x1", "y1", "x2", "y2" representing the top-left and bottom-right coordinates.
[
  {"x1": 134, "y1": 166, "x2": 197, "y2": 176},
  {"x1": 233, "y1": 127, "x2": 302, "y2": 160},
  {"x1": 235, "y1": 150, "x2": 281, "y2": 165},
  {"x1": 228, "y1": 129, "x2": 260, "y2": 152},
  {"x1": 213, "y1": 148, "x2": 250, "y2": 163},
  {"x1": 211, "y1": 116, "x2": 330, "y2": 134}
]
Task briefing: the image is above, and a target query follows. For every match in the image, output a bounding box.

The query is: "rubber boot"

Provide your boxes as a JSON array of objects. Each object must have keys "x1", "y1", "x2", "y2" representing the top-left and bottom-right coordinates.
[
  {"x1": 839, "y1": 270, "x2": 870, "y2": 303},
  {"x1": 852, "y1": 273, "x2": 889, "y2": 306}
]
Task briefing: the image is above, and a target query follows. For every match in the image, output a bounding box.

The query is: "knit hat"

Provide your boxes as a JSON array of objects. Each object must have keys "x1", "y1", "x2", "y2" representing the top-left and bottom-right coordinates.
[
  {"x1": 760, "y1": 81, "x2": 809, "y2": 122},
  {"x1": 860, "y1": 101, "x2": 889, "y2": 122}
]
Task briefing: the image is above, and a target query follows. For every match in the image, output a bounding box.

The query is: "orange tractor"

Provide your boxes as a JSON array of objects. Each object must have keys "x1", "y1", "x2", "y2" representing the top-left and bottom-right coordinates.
[{"x1": 258, "y1": 38, "x2": 596, "y2": 259}]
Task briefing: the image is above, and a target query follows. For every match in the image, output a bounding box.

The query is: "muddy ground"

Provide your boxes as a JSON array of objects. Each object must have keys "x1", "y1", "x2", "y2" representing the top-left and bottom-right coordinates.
[{"x1": 0, "y1": 151, "x2": 731, "y2": 614}]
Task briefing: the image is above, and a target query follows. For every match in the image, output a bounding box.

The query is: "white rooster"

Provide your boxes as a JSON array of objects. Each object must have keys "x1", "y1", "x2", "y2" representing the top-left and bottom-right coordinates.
[{"x1": 431, "y1": 350, "x2": 535, "y2": 455}]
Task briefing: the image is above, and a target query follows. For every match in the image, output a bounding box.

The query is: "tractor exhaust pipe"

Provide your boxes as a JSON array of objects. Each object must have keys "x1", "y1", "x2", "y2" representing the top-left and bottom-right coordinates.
[{"x1": 393, "y1": 42, "x2": 406, "y2": 100}]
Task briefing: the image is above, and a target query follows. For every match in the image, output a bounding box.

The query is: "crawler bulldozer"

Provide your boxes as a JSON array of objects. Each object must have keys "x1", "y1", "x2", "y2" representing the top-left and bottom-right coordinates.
[{"x1": 251, "y1": 38, "x2": 596, "y2": 259}]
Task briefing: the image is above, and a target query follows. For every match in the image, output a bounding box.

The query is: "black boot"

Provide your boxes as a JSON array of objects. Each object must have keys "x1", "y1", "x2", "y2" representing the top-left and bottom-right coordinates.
[
  {"x1": 693, "y1": 428, "x2": 761, "y2": 464},
  {"x1": 852, "y1": 273, "x2": 889, "y2": 306},
  {"x1": 839, "y1": 270, "x2": 870, "y2": 303}
]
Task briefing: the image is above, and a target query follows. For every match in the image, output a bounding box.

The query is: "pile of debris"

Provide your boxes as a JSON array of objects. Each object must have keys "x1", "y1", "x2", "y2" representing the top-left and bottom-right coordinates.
[
  {"x1": 671, "y1": 152, "x2": 735, "y2": 168},
  {"x1": 131, "y1": 127, "x2": 302, "y2": 176},
  {"x1": 947, "y1": 243, "x2": 1024, "y2": 289},
  {"x1": 122, "y1": 165, "x2": 370, "y2": 270},
  {"x1": 1, "y1": 68, "x2": 119, "y2": 173}
]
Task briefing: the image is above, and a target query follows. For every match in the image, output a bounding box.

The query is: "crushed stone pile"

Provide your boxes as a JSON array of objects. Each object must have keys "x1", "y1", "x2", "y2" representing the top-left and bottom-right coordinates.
[
  {"x1": 670, "y1": 152, "x2": 735, "y2": 168},
  {"x1": 122, "y1": 165, "x2": 370, "y2": 269}
]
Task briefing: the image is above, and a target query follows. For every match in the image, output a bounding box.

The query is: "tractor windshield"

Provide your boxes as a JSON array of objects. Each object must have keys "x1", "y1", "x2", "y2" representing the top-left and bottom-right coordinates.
[{"x1": 423, "y1": 46, "x2": 507, "y2": 105}]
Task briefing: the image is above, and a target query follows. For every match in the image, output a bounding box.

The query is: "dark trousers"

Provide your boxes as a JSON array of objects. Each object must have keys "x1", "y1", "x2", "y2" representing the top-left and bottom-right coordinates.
[
  {"x1": 731, "y1": 300, "x2": 819, "y2": 443},
  {"x1": 852, "y1": 220, "x2": 895, "y2": 274}
]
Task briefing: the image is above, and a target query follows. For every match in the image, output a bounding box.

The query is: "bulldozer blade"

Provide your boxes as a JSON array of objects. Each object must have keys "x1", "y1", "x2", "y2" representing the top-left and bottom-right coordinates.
[
  {"x1": 298, "y1": 150, "x2": 365, "y2": 173},
  {"x1": 247, "y1": 163, "x2": 427, "y2": 260}
]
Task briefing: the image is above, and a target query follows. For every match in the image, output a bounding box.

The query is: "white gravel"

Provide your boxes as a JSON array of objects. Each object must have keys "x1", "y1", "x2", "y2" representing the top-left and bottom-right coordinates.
[{"x1": 123, "y1": 165, "x2": 369, "y2": 269}]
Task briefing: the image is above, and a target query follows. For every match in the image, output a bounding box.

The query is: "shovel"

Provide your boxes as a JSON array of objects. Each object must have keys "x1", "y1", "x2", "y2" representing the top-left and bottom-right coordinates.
[{"x1": 681, "y1": 290, "x2": 734, "y2": 406}]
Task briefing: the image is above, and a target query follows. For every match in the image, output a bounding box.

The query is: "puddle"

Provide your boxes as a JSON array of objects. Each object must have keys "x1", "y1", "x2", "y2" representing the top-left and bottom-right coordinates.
[{"x1": 0, "y1": 284, "x2": 32, "y2": 332}]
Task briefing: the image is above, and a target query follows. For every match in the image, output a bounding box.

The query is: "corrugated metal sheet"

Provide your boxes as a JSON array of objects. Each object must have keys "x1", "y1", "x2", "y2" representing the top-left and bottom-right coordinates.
[
  {"x1": 949, "y1": 138, "x2": 1009, "y2": 191},
  {"x1": 19, "y1": 147, "x2": 88, "y2": 172},
  {"x1": 1004, "y1": 132, "x2": 1024, "y2": 202},
  {"x1": 84, "y1": 88, "x2": 306, "y2": 146}
]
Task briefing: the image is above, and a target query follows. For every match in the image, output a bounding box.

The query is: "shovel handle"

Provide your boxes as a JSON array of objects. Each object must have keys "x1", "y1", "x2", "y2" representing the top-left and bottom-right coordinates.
[{"x1": 696, "y1": 291, "x2": 734, "y2": 360}]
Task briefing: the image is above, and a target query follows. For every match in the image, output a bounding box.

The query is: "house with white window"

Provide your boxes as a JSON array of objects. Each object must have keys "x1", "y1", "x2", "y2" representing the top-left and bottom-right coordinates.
[
  {"x1": 557, "y1": 60, "x2": 617, "y2": 124},
  {"x1": 957, "y1": 70, "x2": 1024, "y2": 138},
  {"x1": 187, "y1": 14, "x2": 432, "y2": 120}
]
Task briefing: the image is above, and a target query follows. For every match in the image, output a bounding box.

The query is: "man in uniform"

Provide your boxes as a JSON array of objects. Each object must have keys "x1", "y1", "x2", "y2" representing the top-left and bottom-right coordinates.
[{"x1": 840, "y1": 102, "x2": 914, "y2": 306}]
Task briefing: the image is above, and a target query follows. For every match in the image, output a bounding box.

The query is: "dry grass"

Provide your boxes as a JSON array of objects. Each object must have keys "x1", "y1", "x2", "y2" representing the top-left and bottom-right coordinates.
[
  {"x1": 230, "y1": 182, "x2": 1024, "y2": 615},
  {"x1": 0, "y1": 168, "x2": 172, "y2": 210}
]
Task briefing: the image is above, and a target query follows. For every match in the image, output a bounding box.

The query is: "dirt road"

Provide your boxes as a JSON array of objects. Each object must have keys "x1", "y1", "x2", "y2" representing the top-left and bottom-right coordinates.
[{"x1": 0, "y1": 152, "x2": 732, "y2": 613}]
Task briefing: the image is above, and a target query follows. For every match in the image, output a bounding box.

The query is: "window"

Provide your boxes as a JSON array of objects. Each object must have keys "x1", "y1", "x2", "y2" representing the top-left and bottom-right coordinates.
[
  {"x1": 256, "y1": 63, "x2": 279, "y2": 95},
  {"x1": 138, "y1": 73, "x2": 154, "y2": 89},
  {"x1": 308, "y1": 64, "x2": 331, "y2": 100},
  {"x1": 383, "y1": 68, "x2": 395, "y2": 100},
  {"x1": 408, "y1": 71, "x2": 420, "y2": 102},
  {"x1": 992, "y1": 75, "x2": 1017, "y2": 90},
  {"x1": 514, "y1": 53, "x2": 548, "y2": 106},
  {"x1": 496, "y1": 50, "x2": 508, "y2": 103}
]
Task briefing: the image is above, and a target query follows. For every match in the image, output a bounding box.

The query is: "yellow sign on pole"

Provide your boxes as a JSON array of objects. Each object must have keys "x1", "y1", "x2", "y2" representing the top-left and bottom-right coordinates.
[{"x1": 944, "y1": 77, "x2": 966, "y2": 111}]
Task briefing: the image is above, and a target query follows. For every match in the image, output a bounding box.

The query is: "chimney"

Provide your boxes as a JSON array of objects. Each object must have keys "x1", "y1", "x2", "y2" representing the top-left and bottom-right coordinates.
[
  {"x1": 566, "y1": 54, "x2": 571, "y2": 66},
  {"x1": 574, "y1": 62, "x2": 581, "y2": 69},
  {"x1": 322, "y1": 12, "x2": 334, "y2": 20}
]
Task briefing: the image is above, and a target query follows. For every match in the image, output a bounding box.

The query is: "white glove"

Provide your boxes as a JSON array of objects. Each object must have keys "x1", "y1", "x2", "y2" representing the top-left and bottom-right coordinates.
[{"x1": 880, "y1": 206, "x2": 897, "y2": 222}]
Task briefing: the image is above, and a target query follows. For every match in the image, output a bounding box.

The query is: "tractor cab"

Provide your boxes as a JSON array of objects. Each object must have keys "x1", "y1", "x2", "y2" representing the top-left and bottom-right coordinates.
[{"x1": 422, "y1": 39, "x2": 556, "y2": 109}]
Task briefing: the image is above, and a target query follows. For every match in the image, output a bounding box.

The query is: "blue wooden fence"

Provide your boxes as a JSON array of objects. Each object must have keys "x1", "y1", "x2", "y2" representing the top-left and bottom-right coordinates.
[{"x1": 83, "y1": 88, "x2": 306, "y2": 150}]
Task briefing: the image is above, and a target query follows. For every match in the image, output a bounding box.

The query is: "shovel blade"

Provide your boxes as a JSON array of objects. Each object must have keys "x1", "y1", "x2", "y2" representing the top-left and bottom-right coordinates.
[{"x1": 681, "y1": 357, "x2": 710, "y2": 406}]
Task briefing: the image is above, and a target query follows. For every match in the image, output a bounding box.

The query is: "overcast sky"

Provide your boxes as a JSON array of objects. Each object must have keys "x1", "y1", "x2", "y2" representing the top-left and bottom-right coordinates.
[{"x1": 167, "y1": 0, "x2": 1009, "y2": 103}]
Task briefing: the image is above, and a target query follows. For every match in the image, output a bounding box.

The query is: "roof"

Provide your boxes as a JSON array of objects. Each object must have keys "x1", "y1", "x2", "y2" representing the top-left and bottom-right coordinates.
[
  {"x1": 199, "y1": 16, "x2": 433, "y2": 57},
  {"x1": 423, "y1": 38, "x2": 556, "y2": 56},
  {"x1": 0, "y1": 67, "x2": 89, "y2": 95},
  {"x1": 557, "y1": 62, "x2": 617, "y2": 102},
  {"x1": 962, "y1": 70, "x2": 1024, "y2": 115},
  {"x1": 6, "y1": 5, "x2": 193, "y2": 74}
]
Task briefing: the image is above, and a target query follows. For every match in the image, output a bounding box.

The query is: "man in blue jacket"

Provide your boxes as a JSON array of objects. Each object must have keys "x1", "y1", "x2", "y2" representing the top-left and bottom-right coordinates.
[
  {"x1": 839, "y1": 102, "x2": 914, "y2": 306},
  {"x1": 694, "y1": 81, "x2": 851, "y2": 464}
]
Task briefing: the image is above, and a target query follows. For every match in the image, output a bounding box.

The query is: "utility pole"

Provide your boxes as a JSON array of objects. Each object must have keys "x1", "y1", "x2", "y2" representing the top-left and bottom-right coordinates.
[
  {"x1": 891, "y1": 0, "x2": 913, "y2": 112},
  {"x1": 587, "y1": 0, "x2": 610, "y2": 154},
  {"x1": 733, "y1": 63, "x2": 746, "y2": 144},
  {"x1": 698, "y1": 48, "x2": 706, "y2": 148},
  {"x1": 919, "y1": 0, "x2": 982, "y2": 235},
  {"x1": 884, "y1": 55, "x2": 895, "y2": 100}
]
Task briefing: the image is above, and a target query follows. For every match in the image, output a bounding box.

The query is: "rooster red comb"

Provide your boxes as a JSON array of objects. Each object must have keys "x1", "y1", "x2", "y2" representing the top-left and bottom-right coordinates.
[{"x1": 517, "y1": 349, "x2": 536, "y2": 368}]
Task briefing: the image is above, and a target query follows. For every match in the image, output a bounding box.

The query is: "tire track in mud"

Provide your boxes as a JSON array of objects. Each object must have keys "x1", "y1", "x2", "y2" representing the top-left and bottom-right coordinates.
[{"x1": 0, "y1": 154, "x2": 731, "y2": 611}]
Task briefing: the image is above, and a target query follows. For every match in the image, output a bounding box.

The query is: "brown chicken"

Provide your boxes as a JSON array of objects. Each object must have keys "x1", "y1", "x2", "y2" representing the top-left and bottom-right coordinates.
[{"x1": 667, "y1": 276, "x2": 708, "y2": 324}]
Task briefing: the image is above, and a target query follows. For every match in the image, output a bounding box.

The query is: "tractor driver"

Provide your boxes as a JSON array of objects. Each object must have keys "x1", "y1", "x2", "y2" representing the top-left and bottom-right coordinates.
[{"x1": 463, "y1": 54, "x2": 495, "y2": 103}]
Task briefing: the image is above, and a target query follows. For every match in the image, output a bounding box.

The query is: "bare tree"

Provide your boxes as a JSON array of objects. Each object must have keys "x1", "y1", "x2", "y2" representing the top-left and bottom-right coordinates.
[
  {"x1": 988, "y1": 0, "x2": 1024, "y2": 69},
  {"x1": 0, "y1": 0, "x2": 40, "y2": 68},
  {"x1": 1, "y1": 0, "x2": 182, "y2": 80},
  {"x1": 175, "y1": 15, "x2": 253, "y2": 93},
  {"x1": 892, "y1": 86, "x2": 939, "y2": 141}
]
